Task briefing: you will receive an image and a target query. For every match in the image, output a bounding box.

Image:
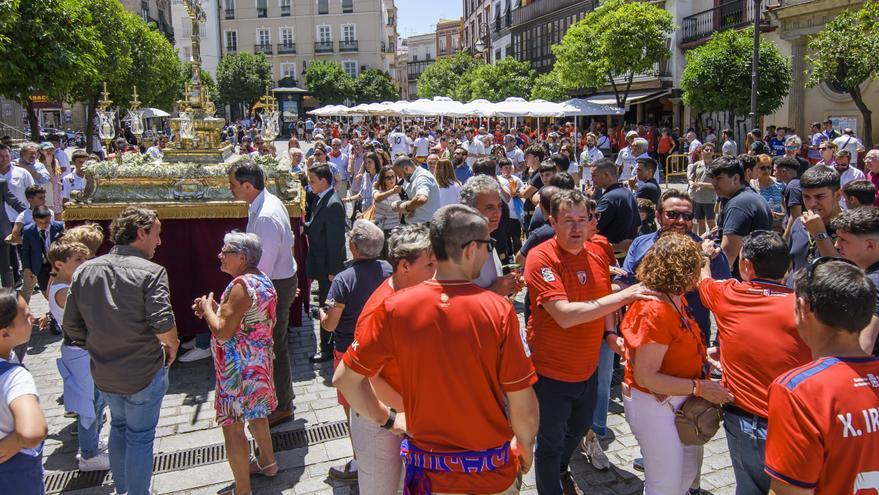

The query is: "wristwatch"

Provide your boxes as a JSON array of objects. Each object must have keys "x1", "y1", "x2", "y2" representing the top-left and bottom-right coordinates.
[
  {"x1": 814, "y1": 232, "x2": 830, "y2": 241},
  {"x1": 381, "y1": 409, "x2": 397, "y2": 430}
]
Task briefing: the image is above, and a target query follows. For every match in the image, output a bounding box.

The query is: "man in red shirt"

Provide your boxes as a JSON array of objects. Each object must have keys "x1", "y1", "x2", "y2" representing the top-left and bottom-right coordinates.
[
  {"x1": 524, "y1": 189, "x2": 653, "y2": 495},
  {"x1": 765, "y1": 258, "x2": 879, "y2": 495},
  {"x1": 699, "y1": 230, "x2": 813, "y2": 494},
  {"x1": 335, "y1": 204, "x2": 539, "y2": 494}
]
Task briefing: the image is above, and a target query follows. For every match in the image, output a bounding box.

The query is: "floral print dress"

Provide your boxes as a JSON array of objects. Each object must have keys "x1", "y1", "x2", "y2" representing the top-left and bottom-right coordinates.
[{"x1": 212, "y1": 272, "x2": 278, "y2": 426}]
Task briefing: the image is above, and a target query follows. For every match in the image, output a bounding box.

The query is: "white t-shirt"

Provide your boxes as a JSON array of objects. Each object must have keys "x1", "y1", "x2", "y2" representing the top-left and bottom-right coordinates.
[
  {"x1": 61, "y1": 172, "x2": 86, "y2": 200},
  {"x1": 15, "y1": 208, "x2": 54, "y2": 226},
  {"x1": 0, "y1": 354, "x2": 40, "y2": 453},
  {"x1": 615, "y1": 147, "x2": 638, "y2": 181},
  {"x1": 688, "y1": 139, "x2": 703, "y2": 154},
  {"x1": 833, "y1": 135, "x2": 863, "y2": 158},
  {"x1": 413, "y1": 137, "x2": 430, "y2": 157},
  {"x1": 388, "y1": 131, "x2": 411, "y2": 157},
  {"x1": 498, "y1": 175, "x2": 524, "y2": 219},
  {"x1": 437, "y1": 183, "x2": 462, "y2": 208},
  {"x1": 506, "y1": 147, "x2": 525, "y2": 168},
  {"x1": 839, "y1": 165, "x2": 867, "y2": 209},
  {"x1": 472, "y1": 248, "x2": 503, "y2": 289},
  {"x1": 579, "y1": 147, "x2": 604, "y2": 167},
  {"x1": 466, "y1": 139, "x2": 486, "y2": 167},
  {"x1": 3, "y1": 166, "x2": 34, "y2": 222}
]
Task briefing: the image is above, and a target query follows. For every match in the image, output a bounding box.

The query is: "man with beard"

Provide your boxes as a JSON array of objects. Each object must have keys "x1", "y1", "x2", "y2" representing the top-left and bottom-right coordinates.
[
  {"x1": 392, "y1": 156, "x2": 441, "y2": 225},
  {"x1": 830, "y1": 150, "x2": 865, "y2": 209}
]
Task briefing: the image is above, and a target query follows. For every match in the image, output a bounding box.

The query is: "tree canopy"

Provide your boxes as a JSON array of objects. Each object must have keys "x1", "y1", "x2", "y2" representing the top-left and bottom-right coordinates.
[
  {"x1": 531, "y1": 70, "x2": 569, "y2": 102},
  {"x1": 417, "y1": 52, "x2": 483, "y2": 99},
  {"x1": 680, "y1": 27, "x2": 791, "y2": 129},
  {"x1": 0, "y1": 0, "x2": 103, "y2": 139},
  {"x1": 352, "y1": 69, "x2": 399, "y2": 103},
  {"x1": 216, "y1": 52, "x2": 273, "y2": 110},
  {"x1": 806, "y1": 0, "x2": 879, "y2": 147},
  {"x1": 304, "y1": 60, "x2": 354, "y2": 104},
  {"x1": 551, "y1": 0, "x2": 674, "y2": 108},
  {"x1": 454, "y1": 57, "x2": 535, "y2": 102}
]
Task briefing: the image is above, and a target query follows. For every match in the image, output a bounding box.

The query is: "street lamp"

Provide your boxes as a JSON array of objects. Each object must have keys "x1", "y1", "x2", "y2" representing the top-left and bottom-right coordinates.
[{"x1": 749, "y1": 0, "x2": 761, "y2": 130}]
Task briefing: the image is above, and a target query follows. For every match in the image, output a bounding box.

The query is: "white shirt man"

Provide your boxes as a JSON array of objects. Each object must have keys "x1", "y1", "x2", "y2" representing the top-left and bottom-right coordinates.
[
  {"x1": 247, "y1": 188, "x2": 297, "y2": 279},
  {"x1": 2, "y1": 166, "x2": 34, "y2": 222},
  {"x1": 388, "y1": 129, "x2": 412, "y2": 158},
  {"x1": 833, "y1": 131, "x2": 865, "y2": 160},
  {"x1": 466, "y1": 135, "x2": 486, "y2": 167},
  {"x1": 413, "y1": 135, "x2": 430, "y2": 158},
  {"x1": 53, "y1": 144, "x2": 69, "y2": 174},
  {"x1": 61, "y1": 170, "x2": 86, "y2": 200}
]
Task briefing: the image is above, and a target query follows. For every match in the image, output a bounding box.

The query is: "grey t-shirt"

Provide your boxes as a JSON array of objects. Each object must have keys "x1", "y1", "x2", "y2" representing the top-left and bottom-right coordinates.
[
  {"x1": 327, "y1": 259, "x2": 392, "y2": 352},
  {"x1": 402, "y1": 166, "x2": 442, "y2": 224},
  {"x1": 688, "y1": 160, "x2": 717, "y2": 204}
]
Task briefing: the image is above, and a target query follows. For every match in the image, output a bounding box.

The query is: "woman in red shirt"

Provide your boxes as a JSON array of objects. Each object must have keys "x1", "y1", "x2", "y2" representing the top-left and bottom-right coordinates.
[
  {"x1": 619, "y1": 234, "x2": 732, "y2": 495},
  {"x1": 657, "y1": 128, "x2": 677, "y2": 174}
]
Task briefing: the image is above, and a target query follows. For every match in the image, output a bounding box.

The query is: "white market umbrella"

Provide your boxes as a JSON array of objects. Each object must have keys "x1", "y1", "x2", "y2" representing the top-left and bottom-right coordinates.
[
  {"x1": 141, "y1": 108, "x2": 170, "y2": 118},
  {"x1": 558, "y1": 98, "x2": 625, "y2": 116}
]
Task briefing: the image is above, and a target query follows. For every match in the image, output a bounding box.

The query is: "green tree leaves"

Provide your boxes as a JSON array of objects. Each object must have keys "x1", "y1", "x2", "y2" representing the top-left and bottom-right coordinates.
[
  {"x1": 304, "y1": 60, "x2": 353, "y2": 105},
  {"x1": 216, "y1": 52, "x2": 273, "y2": 109},
  {"x1": 454, "y1": 57, "x2": 536, "y2": 102},
  {"x1": 352, "y1": 69, "x2": 399, "y2": 103},
  {"x1": 416, "y1": 52, "x2": 482, "y2": 99},
  {"x1": 551, "y1": 0, "x2": 674, "y2": 108},
  {"x1": 680, "y1": 27, "x2": 791, "y2": 127},
  {"x1": 531, "y1": 70, "x2": 568, "y2": 102}
]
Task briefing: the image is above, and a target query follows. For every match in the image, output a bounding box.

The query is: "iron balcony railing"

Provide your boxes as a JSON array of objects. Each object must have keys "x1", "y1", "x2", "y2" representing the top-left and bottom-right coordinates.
[
  {"x1": 315, "y1": 41, "x2": 334, "y2": 53},
  {"x1": 681, "y1": 0, "x2": 763, "y2": 44},
  {"x1": 224, "y1": 8, "x2": 234, "y2": 19},
  {"x1": 254, "y1": 43, "x2": 273, "y2": 55},
  {"x1": 277, "y1": 42, "x2": 296, "y2": 54},
  {"x1": 339, "y1": 39, "x2": 359, "y2": 52}
]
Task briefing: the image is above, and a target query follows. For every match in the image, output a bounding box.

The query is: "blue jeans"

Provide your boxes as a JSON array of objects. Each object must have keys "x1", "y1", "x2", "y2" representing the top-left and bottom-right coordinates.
[
  {"x1": 103, "y1": 367, "x2": 168, "y2": 495},
  {"x1": 79, "y1": 387, "x2": 107, "y2": 459},
  {"x1": 723, "y1": 408, "x2": 770, "y2": 495},
  {"x1": 591, "y1": 341, "x2": 614, "y2": 437},
  {"x1": 534, "y1": 373, "x2": 599, "y2": 495},
  {"x1": 195, "y1": 332, "x2": 210, "y2": 350}
]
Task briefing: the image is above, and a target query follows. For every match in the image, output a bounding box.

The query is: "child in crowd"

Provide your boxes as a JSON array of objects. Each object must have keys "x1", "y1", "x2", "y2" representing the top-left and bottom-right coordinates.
[
  {"x1": 0, "y1": 287, "x2": 47, "y2": 494},
  {"x1": 49, "y1": 240, "x2": 109, "y2": 471},
  {"x1": 637, "y1": 198, "x2": 658, "y2": 236},
  {"x1": 10, "y1": 185, "x2": 53, "y2": 245},
  {"x1": 841, "y1": 179, "x2": 877, "y2": 209},
  {"x1": 61, "y1": 150, "x2": 89, "y2": 203}
]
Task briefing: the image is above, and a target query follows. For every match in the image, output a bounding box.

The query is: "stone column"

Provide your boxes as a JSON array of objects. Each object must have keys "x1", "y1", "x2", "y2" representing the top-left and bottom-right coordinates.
[
  {"x1": 669, "y1": 97, "x2": 682, "y2": 130},
  {"x1": 789, "y1": 37, "x2": 807, "y2": 135}
]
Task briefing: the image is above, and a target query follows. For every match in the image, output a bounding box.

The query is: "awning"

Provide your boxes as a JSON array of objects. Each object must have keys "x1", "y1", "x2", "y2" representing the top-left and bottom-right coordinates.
[{"x1": 585, "y1": 89, "x2": 671, "y2": 107}]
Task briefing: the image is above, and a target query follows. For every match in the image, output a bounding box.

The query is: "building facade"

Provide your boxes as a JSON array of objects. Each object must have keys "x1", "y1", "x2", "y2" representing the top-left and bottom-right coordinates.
[
  {"x1": 171, "y1": 0, "x2": 222, "y2": 77},
  {"x1": 403, "y1": 33, "x2": 437, "y2": 99},
  {"x1": 511, "y1": 0, "x2": 595, "y2": 73},
  {"x1": 463, "y1": 0, "x2": 492, "y2": 59},
  {"x1": 218, "y1": 0, "x2": 398, "y2": 92},
  {"x1": 436, "y1": 18, "x2": 463, "y2": 57},
  {"x1": 490, "y1": 0, "x2": 517, "y2": 62},
  {"x1": 120, "y1": 0, "x2": 176, "y2": 42}
]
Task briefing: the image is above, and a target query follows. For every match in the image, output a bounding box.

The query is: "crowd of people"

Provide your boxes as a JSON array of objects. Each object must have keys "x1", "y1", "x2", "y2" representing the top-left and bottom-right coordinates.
[{"x1": 0, "y1": 114, "x2": 878, "y2": 495}]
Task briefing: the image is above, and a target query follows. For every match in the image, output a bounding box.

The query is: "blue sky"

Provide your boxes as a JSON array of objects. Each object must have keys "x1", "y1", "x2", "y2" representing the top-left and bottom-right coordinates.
[{"x1": 395, "y1": 0, "x2": 463, "y2": 38}]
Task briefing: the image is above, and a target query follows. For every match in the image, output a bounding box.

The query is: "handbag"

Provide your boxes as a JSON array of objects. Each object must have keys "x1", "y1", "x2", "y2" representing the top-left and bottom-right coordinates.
[
  {"x1": 361, "y1": 203, "x2": 377, "y2": 221},
  {"x1": 665, "y1": 296, "x2": 723, "y2": 445}
]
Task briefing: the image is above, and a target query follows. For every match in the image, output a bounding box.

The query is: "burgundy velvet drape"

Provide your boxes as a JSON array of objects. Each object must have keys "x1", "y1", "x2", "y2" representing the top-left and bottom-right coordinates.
[{"x1": 68, "y1": 216, "x2": 309, "y2": 336}]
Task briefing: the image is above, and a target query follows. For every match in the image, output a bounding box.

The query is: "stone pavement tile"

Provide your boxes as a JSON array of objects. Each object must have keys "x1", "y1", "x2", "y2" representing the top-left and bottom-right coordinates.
[
  {"x1": 703, "y1": 466, "x2": 737, "y2": 491},
  {"x1": 322, "y1": 438, "x2": 353, "y2": 461},
  {"x1": 153, "y1": 462, "x2": 234, "y2": 493}
]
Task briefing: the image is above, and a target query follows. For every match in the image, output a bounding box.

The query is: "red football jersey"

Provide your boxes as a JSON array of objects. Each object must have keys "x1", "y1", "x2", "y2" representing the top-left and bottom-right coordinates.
[
  {"x1": 344, "y1": 280, "x2": 536, "y2": 493},
  {"x1": 344, "y1": 279, "x2": 401, "y2": 394},
  {"x1": 524, "y1": 238, "x2": 612, "y2": 382},
  {"x1": 765, "y1": 356, "x2": 879, "y2": 494}
]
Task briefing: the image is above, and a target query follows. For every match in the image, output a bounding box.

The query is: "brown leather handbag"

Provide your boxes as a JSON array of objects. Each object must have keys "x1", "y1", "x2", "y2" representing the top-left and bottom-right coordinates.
[{"x1": 674, "y1": 396, "x2": 723, "y2": 445}]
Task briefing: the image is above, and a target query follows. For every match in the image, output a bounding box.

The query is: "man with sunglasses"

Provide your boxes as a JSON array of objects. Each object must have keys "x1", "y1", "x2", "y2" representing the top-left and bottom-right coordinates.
[
  {"x1": 832, "y1": 206, "x2": 879, "y2": 355},
  {"x1": 708, "y1": 156, "x2": 773, "y2": 271},
  {"x1": 764, "y1": 257, "x2": 879, "y2": 495},
  {"x1": 698, "y1": 230, "x2": 813, "y2": 494},
  {"x1": 524, "y1": 189, "x2": 653, "y2": 495},
  {"x1": 788, "y1": 166, "x2": 843, "y2": 279},
  {"x1": 779, "y1": 135, "x2": 810, "y2": 177},
  {"x1": 335, "y1": 204, "x2": 539, "y2": 495}
]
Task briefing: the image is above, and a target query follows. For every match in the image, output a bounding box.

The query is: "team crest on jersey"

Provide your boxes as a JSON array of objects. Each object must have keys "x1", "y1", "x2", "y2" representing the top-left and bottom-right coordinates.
[
  {"x1": 541, "y1": 267, "x2": 556, "y2": 282},
  {"x1": 577, "y1": 270, "x2": 588, "y2": 285}
]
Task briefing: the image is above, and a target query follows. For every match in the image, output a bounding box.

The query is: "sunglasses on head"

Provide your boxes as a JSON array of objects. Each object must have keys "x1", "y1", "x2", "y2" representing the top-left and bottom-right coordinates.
[{"x1": 664, "y1": 210, "x2": 694, "y2": 221}]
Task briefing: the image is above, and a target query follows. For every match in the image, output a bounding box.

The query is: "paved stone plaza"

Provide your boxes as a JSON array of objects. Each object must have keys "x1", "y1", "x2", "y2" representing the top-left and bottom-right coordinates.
[{"x1": 25, "y1": 286, "x2": 738, "y2": 495}]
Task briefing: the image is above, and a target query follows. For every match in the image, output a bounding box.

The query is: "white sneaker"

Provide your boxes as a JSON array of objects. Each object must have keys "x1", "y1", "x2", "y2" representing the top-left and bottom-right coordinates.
[
  {"x1": 181, "y1": 339, "x2": 196, "y2": 350},
  {"x1": 178, "y1": 347, "x2": 212, "y2": 362},
  {"x1": 580, "y1": 435, "x2": 610, "y2": 470},
  {"x1": 78, "y1": 451, "x2": 110, "y2": 471}
]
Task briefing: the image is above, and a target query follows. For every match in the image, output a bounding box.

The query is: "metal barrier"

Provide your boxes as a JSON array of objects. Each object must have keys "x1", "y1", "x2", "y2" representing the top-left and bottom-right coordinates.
[{"x1": 665, "y1": 153, "x2": 690, "y2": 187}]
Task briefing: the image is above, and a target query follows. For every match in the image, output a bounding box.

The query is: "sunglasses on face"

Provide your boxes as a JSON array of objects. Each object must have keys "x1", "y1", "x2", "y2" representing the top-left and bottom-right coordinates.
[
  {"x1": 462, "y1": 238, "x2": 496, "y2": 252},
  {"x1": 664, "y1": 210, "x2": 694, "y2": 221}
]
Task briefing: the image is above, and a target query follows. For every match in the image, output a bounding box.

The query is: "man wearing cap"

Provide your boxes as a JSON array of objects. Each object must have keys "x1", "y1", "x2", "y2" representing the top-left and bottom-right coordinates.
[{"x1": 615, "y1": 130, "x2": 640, "y2": 182}]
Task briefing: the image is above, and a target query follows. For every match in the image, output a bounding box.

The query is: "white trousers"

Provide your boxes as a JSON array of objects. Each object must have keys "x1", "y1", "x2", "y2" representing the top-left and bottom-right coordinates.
[
  {"x1": 623, "y1": 387, "x2": 701, "y2": 495},
  {"x1": 350, "y1": 410, "x2": 404, "y2": 494}
]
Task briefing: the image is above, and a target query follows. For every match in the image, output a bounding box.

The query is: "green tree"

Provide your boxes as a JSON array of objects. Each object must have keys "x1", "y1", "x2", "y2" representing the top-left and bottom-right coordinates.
[
  {"x1": 807, "y1": 1, "x2": 879, "y2": 147},
  {"x1": 352, "y1": 69, "x2": 399, "y2": 103},
  {"x1": 304, "y1": 60, "x2": 354, "y2": 104},
  {"x1": 531, "y1": 70, "x2": 569, "y2": 101},
  {"x1": 680, "y1": 28, "x2": 791, "y2": 129},
  {"x1": 551, "y1": 0, "x2": 674, "y2": 108},
  {"x1": 455, "y1": 57, "x2": 535, "y2": 102},
  {"x1": 216, "y1": 52, "x2": 273, "y2": 113},
  {"x1": 0, "y1": 0, "x2": 103, "y2": 140},
  {"x1": 417, "y1": 52, "x2": 483, "y2": 99}
]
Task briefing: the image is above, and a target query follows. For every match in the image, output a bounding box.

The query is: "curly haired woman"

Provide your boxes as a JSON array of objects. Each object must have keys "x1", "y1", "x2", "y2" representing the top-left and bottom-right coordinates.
[{"x1": 618, "y1": 233, "x2": 733, "y2": 495}]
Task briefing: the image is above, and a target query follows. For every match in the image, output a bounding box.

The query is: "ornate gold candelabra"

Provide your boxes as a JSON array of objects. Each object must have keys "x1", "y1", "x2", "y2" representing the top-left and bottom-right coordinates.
[{"x1": 96, "y1": 82, "x2": 116, "y2": 158}]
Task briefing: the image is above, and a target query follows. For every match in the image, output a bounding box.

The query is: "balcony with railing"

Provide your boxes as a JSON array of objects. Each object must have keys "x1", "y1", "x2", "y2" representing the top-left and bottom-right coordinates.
[
  {"x1": 315, "y1": 41, "x2": 334, "y2": 53},
  {"x1": 513, "y1": 0, "x2": 594, "y2": 26},
  {"x1": 407, "y1": 59, "x2": 434, "y2": 80},
  {"x1": 254, "y1": 43, "x2": 273, "y2": 55},
  {"x1": 339, "y1": 39, "x2": 359, "y2": 52},
  {"x1": 278, "y1": 42, "x2": 296, "y2": 54},
  {"x1": 224, "y1": 8, "x2": 234, "y2": 19},
  {"x1": 280, "y1": 4, "x2": 290, "y2": 15},
  {"x1": 257, "y1": 6, "x2": 267, "y2": 17},
  {"x1": 681, "y1": 0, "x2": 766, "y2": 44}
]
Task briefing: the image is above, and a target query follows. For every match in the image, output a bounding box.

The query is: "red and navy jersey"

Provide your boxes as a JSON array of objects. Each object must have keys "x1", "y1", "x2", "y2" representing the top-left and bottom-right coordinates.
[{"x1": 765, "y1": 356, "x2": 879, "y2": 494}]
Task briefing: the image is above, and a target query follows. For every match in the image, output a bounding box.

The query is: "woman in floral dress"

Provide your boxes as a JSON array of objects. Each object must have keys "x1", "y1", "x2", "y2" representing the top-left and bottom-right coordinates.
[{"x1": 193, "y1": 231, "x2": 278, "y2": 495}]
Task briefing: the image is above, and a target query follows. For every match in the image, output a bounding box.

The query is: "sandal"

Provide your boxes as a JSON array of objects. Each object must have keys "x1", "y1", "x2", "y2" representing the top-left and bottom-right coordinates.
[{"x1": 249, "y1": 457, "x2": 278, "y2": 477}]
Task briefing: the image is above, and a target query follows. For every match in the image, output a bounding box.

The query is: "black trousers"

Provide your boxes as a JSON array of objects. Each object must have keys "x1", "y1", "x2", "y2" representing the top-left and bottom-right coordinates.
[
  {"x1": 317, "y1": 275, "x2": 334, "y2": 354},
  {"x1": 0, "y1": 242, "x2": 13, "y2": 289}
]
